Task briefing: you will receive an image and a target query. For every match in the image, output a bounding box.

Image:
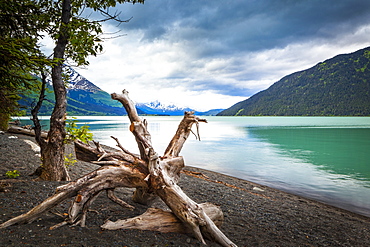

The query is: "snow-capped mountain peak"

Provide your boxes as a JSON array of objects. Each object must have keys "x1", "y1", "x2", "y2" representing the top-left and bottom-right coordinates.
[
  {"x1": 136, "y1": 101, "x2": 194, "y2": 116},
  {"x1": 144, "y1": 101, "x2": 187, "y2": 111},
  {"x1": 43, "y1": 65, "x2": 101, "y2": 93},
  {"x1": 63, "y1": 66, "x2": 101, "y2": 92}
]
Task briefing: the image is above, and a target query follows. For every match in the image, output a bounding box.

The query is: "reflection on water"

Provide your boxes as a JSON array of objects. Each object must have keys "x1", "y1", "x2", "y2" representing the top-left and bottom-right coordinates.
[
  {"x1": 16, "y1": 116, "x2": 370, "y2": 217},
  {"x1": 248, "y1": 128, "x2": 370, "y2": 181},
  {"x1": 244, "y1": 127, "x2": 370, "y2": 217},
  {"x1": 176, "y1": 116, "x2": 370, "y2": 217}
]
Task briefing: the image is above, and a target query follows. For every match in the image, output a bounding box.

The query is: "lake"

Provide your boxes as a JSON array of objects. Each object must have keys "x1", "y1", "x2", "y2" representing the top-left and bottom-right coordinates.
[{"x1": 17, "y1": 116, "x2": 370, "y2": 217}]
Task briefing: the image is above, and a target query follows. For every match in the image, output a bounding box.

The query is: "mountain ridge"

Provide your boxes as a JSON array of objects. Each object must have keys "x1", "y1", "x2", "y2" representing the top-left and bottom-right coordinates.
[
  {"x1": 136, "y1": 101, "x2": 195, "y2": 116},
  {"x1": 19, "y1": 66, "x2": 222, "y2": 116},
  {"x1": 217, "y1": 46, "x2": 370, "y2": 116}
]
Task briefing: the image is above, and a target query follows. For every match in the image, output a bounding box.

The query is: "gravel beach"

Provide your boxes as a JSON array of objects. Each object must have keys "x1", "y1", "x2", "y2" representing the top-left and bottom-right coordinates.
[{"x1": 0, "y1": 131, "x2": 369, "y2": 246}]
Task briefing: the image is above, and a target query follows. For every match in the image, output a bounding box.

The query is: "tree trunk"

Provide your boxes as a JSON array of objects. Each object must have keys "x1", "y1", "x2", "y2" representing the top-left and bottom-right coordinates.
[
  {"x1": 39, "y1": 0, "x2": 71, "y2": 181},
  {"x1": 31, "y1": 71, "x2": 48, "y2": 147}
]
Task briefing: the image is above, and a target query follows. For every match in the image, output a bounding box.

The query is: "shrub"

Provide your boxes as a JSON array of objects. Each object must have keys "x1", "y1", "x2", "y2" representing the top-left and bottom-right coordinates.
[
  {"x1": 65, "y1": 117, "x2": 93, "y2": 143},
  {"x1": 5, "y1": 170, "x2": 20, "y2": 179}
]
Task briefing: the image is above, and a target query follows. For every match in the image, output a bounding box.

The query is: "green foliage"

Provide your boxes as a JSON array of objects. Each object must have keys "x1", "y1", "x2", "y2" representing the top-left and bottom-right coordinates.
[
  {"x1": 0, "y1": 88, "x2": 21, "y2": 130},
  {"x1": 46, "y1": 0, "x2": 145, "y2": 66},
  {"x1": 0, "y1": 114, "x2": 10, "y2": 130},
  {"x1": 65, "y1": 117, "x2": 93, "y2": 143},
  {"x1": 5, "y1": 170, "x2": 20, "y2": 179},
  {"x1": 65, "y1": 17, "x2": 103, "y2": 66},
  {"x1": 0, "y1": 0, "x2": 54, "y2": 127},
  {"x1": 64, "y1": 153, "x2": 77, "y2": 168},
  {"x1": 235, "y1": 109, "x2": 244, "y2": 116},
  {"x1": 1, "y1": 0, "x2": 145, "y2": 127},
  {"x1": 218, "y1": 47, "x2": 370, "y2": 116}
]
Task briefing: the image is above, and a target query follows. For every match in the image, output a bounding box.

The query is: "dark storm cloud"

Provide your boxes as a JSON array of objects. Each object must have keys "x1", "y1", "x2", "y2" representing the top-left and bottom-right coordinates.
[{"x1": 117, "y1": 0, "x2": 370, "y2": 53}]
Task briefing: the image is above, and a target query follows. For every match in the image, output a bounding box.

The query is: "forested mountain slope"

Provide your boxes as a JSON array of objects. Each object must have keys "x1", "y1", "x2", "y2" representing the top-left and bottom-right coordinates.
[{"x1": 218, "y1": 47, "x2": 370, "y2": 116}]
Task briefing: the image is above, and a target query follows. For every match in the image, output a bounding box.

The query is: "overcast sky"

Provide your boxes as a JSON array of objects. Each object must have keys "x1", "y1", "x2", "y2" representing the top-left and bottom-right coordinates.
[{"x1": 69, "y1": 0, "x2": 370, "y2": 111}]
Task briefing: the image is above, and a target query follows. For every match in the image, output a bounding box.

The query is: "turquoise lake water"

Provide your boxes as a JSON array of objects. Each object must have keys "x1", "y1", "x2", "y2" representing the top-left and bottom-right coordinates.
[{"x1": 18, "y1": 116, "x2": 370, "y2": 217}]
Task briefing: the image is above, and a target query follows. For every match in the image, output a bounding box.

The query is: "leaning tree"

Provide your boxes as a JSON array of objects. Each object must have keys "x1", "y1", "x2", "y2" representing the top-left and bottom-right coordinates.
[
  {"x1": 23, "y1": 0, "x2": 145, "y2": 181},
  {"x1": 1, "y1": 90, "x2": 237, "y2": 246}
]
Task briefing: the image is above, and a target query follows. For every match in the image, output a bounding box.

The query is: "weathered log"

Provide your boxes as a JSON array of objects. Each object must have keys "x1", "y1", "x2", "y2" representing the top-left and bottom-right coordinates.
[
  {"x1": 7, "y1": 125, "x2": 48, "y2": 139},
  {"x1": 102, "y1": 202, "x2": 223, "y2": 233}
]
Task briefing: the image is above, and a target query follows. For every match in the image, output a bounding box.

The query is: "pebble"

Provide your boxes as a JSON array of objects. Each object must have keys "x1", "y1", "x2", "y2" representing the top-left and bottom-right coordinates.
[
  {"x1": 252, "y1": 186, "x2": 264, "y2": 192},
  {"x1": 22, "y1": 139, "x2": 41, "y2": 153}
]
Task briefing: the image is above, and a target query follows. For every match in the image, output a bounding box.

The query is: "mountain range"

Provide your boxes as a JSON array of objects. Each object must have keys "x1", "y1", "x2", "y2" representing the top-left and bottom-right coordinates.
[
  {"x1": 218, "y1": 46, "x2": 370, "y2": 116},
  {"x1": 19, "y1": 66, "x2": 223, "y2": 116},
  {"x1": 20, "y1": 46, "x2": 370, "y2": 117}
]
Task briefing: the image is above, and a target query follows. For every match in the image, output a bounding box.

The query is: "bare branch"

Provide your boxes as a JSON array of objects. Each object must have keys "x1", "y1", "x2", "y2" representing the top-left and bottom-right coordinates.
[
  {"x1": 110, "y1": 135, "x2": 138, "y2": 157},
  {"x1": 96, "y1": 8, "x2": 133, "y2": 24},
  {"x1": 164, "y1": 111, "x2": 207, "y2": 158},
  {"x1": 107, "y1": 189, "x2": 134, "y2": 210}
]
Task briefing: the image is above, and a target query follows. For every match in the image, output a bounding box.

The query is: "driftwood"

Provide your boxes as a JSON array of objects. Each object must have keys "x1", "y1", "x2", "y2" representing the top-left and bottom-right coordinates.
[
  {"x1": 102, "y1": 202, "x2": 224, "y2": 233},
  {"x1": 0, "y1": 90, "x2": 237, "y2": 246},
  {"x1": 7, "y1": 125, "x2": 48, "y2": 139}
]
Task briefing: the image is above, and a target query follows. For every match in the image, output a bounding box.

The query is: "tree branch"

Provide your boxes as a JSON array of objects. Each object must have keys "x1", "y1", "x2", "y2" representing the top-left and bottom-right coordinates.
[{"x1": 96, "y1": 8, "x2": 133, "y2": 24}]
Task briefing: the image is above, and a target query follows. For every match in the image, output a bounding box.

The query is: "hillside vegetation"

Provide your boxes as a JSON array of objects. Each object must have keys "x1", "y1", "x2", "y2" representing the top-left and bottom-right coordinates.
[
  {"x1": 19, "y1": 86, "x2": 133, "y2": 116},
  {"x1": 218, "y1": 47, "x2": 370, "y2": 116}
]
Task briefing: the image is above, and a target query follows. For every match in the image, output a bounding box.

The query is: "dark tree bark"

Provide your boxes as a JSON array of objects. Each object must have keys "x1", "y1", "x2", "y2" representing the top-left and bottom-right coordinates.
[
  {"x1": 39, "y1": 0, "x2": 71, "y2": 181},
  {"x1": 29, "y1": 71, "x2": 49, "y2": 177},
  {"x1": 31, "y1": 71, "x2": 47, "y2": 148}
]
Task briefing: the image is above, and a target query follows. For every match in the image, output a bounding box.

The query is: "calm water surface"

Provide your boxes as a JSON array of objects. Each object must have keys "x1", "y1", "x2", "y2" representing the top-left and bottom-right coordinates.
[{"x1": 18, "y1": 116, "x2": 370, "y2": 217}]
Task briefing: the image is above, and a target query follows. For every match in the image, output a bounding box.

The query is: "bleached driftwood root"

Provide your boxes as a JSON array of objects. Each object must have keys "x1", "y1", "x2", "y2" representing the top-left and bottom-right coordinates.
[
  {"x1": 102, "y1": 202, "x2": 224, "y2": 233},
  {"x1": 0, "y1": 89, "x2": 237, "y2": 246},
  {"x1": 110, "y1": 90, "x2": 236, "y2": 246}
]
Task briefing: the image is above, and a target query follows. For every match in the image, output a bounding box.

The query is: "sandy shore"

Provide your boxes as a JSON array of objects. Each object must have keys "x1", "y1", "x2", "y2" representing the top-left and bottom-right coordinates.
[{"x1": 0, "y1": 131, "x2": 369, "y2": 246}]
